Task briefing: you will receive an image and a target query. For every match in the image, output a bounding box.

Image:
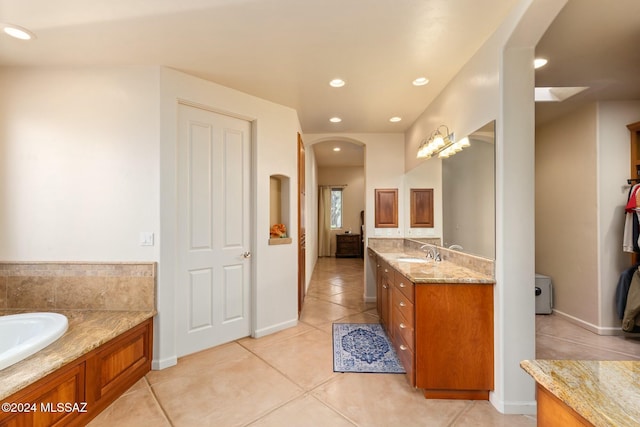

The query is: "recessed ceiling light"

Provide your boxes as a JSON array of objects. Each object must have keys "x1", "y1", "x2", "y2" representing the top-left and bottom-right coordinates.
[
  {"x1": 329, "y1": 79, "x2": 345, "y2": 88},
  {"x1": 333, "y1": 147, "x2": 341, "y2": 152},
  {"x1": 2, "y1": 24, "x2": 36, "y2": 40},
  {"x1": 389, "y1": 116, "x2": 402, "y2": 123},
  {"x1": 412, "y1": 77, "x2": 429, "y2": 86},
  {"x1": 534, "y1": 58, "x2": 548, "y2": 69},
  {"x1": 329, "y1": 117, "x2": 342, "y2": 123}
]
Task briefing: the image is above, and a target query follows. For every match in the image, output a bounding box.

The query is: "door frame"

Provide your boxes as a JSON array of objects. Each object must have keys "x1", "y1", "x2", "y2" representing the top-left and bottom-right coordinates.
[{"x1": 297, "y1": 133, "x2": 306, "y2": 316}]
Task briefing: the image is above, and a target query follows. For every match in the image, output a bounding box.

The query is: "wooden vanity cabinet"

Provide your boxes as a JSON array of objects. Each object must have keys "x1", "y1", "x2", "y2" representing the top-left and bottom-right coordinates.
[
  {"x1": 373, "y1": 258, "x2": 494, "y2": 399},
  {"x1": 0, "y1": 318, "x2": 153, "y2": 427},
  {"x1": 415, "y1": 283, "x2": 494, "y2": 400}
]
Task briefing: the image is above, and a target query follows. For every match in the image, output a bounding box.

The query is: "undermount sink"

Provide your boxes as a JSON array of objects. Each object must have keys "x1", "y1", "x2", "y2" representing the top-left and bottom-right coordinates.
[
  {"x1": 395, "y1": 257, "x2": 430, "y2": 263},
  {"x1": 0, "y1": 312, "x2": 68, "y2": 371}
]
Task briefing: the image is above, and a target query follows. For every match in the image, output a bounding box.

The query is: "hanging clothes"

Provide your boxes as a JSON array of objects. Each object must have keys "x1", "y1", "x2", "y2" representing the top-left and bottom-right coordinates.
[
  {"x1": 622, "y1": 269, "x2": 640, "y2": 332},
  {"x1": 623, "y1": 183, "x2": 640, "y2": 252},
  {"x1": 615, "y1": 264, "x2": 640, "y2": 319}
]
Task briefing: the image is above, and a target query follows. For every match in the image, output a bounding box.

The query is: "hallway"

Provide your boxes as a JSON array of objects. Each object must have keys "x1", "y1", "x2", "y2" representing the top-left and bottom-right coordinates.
[{"x1": 89, "y1": 257, "x2": 639, "y2": 426}]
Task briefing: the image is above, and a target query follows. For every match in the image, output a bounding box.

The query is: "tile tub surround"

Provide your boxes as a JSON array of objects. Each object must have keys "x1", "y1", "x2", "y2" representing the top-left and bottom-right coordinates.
[
  {"x1": 0, "y1": 310, "x2": 155, "y2": 400},
  {"x1": 368, "y1": 239, "x2": 494, "y2": 284},
  {"x1": 0, "y1": 262, "x2": 155, "y2": 311},
  {"x1": 0, "y1": 262, "x2": 157, "y2": 400},
  {"x1": 520, "y1": 359, "x2": 640, "y2": 427}
]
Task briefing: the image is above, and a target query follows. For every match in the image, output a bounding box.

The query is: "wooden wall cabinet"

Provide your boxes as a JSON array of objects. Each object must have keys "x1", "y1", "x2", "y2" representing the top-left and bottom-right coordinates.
[
  {"x1": 410, "y1": 188, "x2": 434, "y2": 228},
  {"x1": 374, "y1": 189, "x2": 398, "y2": 228},
  {"x1": 0, "y1": 318, "x2": 153, "y2": 427}
]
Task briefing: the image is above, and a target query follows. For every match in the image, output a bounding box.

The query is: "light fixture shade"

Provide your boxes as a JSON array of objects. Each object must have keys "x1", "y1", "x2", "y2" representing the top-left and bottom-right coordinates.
[
  {"x1": 417, "y1": 125, "x2": 470, "y2": 160},
  {"x1": 433, "y1": 135, "x2": 445, "y2": 148}
]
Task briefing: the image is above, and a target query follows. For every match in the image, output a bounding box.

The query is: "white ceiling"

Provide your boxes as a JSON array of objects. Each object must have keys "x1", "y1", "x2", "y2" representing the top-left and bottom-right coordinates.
[
  {"x1": 535, "y1": 0, "x2": 640, "y2": 125},
  {"x1": 0, "y1": 0, "x2": 518, "y2": 134},
  {"x1": 1, "y1": 0, "x2": 638, "y2": 164}
]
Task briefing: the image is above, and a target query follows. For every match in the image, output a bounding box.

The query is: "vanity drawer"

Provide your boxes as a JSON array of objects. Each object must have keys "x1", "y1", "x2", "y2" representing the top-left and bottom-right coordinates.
[
  {"x1": 394, "y1": 271, "x2": 414, "y2": 303},
  {"x1": 394, "y1": 332, "x2": 415, "y2": 386},
  {"x1": 392, "y1": 285, "x2": 414, "y2": 326},
  {"x1": 392, "y1": 306, "x2": 414, "y2": 352}
]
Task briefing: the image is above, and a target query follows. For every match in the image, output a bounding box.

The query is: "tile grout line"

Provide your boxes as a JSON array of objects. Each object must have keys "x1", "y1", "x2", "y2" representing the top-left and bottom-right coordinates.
[{"x1": 145, "y1": 376, "x2": 175, "y2": 427}]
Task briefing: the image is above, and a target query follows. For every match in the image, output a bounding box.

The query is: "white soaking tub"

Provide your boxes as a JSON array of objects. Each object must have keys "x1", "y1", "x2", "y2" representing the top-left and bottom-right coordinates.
[{"x1": 0, "y1": 312, "x2": 68, "y2": 370}]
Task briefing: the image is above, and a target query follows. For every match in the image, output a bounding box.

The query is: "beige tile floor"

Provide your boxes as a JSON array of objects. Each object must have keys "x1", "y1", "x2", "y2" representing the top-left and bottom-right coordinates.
[{"x1": 89, "y1": 257, "x2": 640, "y2": 426}]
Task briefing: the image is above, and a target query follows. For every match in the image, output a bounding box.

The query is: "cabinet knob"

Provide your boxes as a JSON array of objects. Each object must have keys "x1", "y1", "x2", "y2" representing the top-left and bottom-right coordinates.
[
  {"x1": 399, "y1": 301, "x2": 406, "y2": 307},
  {"x1": 399, "y1": 282, "x2": 405, "y2": 288},
  {"x1": 383, "y1": 284, "x2": 388, "y2": 289},
  {"x1": 377, "y1": 264, "x2": 380, "y2": 268},
  {"x1": 399, "y1": 323, "x2": 407, "y2": 329},
  {"x1": 400, "y1": 345, "x2": 407, "y2": 351}
]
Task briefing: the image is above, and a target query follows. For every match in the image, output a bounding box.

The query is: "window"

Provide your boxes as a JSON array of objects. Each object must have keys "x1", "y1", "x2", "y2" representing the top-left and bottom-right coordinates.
[{"x1": 330, "y1": 188, "x2": 343, "y2": 229}]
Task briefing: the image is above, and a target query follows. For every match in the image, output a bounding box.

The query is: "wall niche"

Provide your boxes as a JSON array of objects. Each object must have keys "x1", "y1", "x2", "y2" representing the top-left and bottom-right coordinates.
[{"x1": 269, "y1": 174, "x2": 292, "y2": 245}]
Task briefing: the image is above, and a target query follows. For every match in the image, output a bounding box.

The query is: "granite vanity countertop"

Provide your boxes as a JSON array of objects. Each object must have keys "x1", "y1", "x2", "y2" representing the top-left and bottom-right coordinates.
[
  {"x1": 370, "y1": 249, "x2": 494, "y2": 284},
  {"x1": 0, "y1": 310, "x2": 155, "y2": 401},
  {"x1": 521, "y1": 359, "x2": 640, "y2": 427}
]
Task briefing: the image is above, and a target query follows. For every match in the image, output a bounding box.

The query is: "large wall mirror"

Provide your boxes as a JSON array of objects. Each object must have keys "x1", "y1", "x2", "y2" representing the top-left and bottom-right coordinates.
[{"x1": 404, "y1": 121, "x2": 495, "y2": 259}]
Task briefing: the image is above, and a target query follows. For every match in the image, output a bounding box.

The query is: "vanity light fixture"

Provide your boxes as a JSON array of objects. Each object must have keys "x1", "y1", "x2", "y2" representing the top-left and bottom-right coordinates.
[
  {"x1": 416, "y1": 125, "x2": 470, "y2": 159},
  {"x1": 333, "y1": 147, "x2": 341, "y2": 152},
  {"x1": 329, "y1": 78, "x2": 345, "y2": 88},
  {"x1": 329, "y1": 117, "x2": 342, "y2": 123},
  {"x1": 389, "y1": 116, "x2": 402, "y2": 123},
  {"x1": 412, "y1": 77, "x2": 429, "y2": 86},
  {"x1": 2, "y1": 23, "x2": 36, "y2": 40}
]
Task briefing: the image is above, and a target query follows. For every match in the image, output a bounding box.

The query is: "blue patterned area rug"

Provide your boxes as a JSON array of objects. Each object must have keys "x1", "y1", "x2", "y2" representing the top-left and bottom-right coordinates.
[{"x1": 332, "y1": 323, "x2": 405, "y2": 374}]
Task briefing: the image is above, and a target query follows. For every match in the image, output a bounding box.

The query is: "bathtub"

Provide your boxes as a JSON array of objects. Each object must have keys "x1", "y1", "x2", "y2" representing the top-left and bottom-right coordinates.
[{"x1": 0, "y1": 312, "x2": 68, "y2": 371}]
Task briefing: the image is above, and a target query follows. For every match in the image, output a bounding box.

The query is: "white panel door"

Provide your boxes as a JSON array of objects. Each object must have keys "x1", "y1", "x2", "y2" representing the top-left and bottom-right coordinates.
[{"x1": 176, "y1": 103, "x2": 251, "y2": 357}]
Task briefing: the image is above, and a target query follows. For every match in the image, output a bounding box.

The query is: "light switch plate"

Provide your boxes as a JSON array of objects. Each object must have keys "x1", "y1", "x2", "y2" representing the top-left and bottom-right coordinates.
[{"x1": 139, "y1": 232, "x2": 154, "y2": 246}]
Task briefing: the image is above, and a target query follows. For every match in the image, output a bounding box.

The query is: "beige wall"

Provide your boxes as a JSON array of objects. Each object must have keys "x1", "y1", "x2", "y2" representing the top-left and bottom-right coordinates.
[
  {"x1": 536, "y1": 101, "x2": 640, "y2": 333},
  {"x1": 597, "y1": 101, "x2": 640, "y2": 330},
  {"x1": 317, "y1": 166, "x2": 365, "y2": 256},
  {"x1": 535, "y1": 103, "x2": 599, "y2": 325}
]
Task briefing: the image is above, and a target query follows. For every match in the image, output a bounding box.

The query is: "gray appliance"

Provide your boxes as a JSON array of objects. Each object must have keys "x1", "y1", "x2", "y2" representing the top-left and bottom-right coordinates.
[{"x1": 535, "y1": 274, "x2": 553, "y2": 314}]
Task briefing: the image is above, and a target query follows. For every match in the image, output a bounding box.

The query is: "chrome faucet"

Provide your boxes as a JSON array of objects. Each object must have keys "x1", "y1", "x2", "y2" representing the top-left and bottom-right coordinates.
[{"x1": 419, "y1": 244, "x2": 441, "y2": 262}]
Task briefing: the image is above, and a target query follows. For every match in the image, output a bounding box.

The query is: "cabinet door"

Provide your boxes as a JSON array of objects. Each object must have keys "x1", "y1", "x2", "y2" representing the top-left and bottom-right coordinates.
[
  {"x1": 0, "y1": 362, "x2": 85, "y2": 427},
  {"x1": 374, "y1": 189, "x2": 398, "y2": 228},
  {"x1": 378, "y1": 261, "x2": 392, "y2": 330},
  {"x1": 410, "y1": 188, "x2": 434, "y2": 228},
  {"x1": 86, "y1": 320, "x2": 152, "y2": 406},
  {"x1": 415, "y1": 284, "x2": 494, "y2": 399},
  {"x1": 374, "y1": 254, "x2": 382, "y2": 316}
]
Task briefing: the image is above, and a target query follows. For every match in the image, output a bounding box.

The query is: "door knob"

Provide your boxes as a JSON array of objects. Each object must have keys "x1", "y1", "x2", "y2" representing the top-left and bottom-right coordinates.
[{"x1": 242, "y1": 251, "x2": 252, "y2": 259}]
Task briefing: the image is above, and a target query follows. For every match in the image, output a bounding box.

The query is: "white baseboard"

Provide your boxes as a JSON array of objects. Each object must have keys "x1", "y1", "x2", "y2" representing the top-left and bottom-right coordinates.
[
  {"x1": 552, "y1": 309, "x2": 624, "y2": 336},
  {"x1": 253, "y1": 318, "x2": 298, "y2": 338},
  {"x1": 152, "y1": 355, "x2": 177, "y2": 370},
  {"x1": 489, "y1": 392, "x2": 537, "y2": 415}
]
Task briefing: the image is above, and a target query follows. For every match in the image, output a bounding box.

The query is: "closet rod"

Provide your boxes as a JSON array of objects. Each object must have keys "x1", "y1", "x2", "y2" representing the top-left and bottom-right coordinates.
[
  {"x1": 628, "y1": 178, "x2": 640, "y2": 184},
  {"x1": 319, "y1": 184, "x2": 348, "y2": 188}
]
